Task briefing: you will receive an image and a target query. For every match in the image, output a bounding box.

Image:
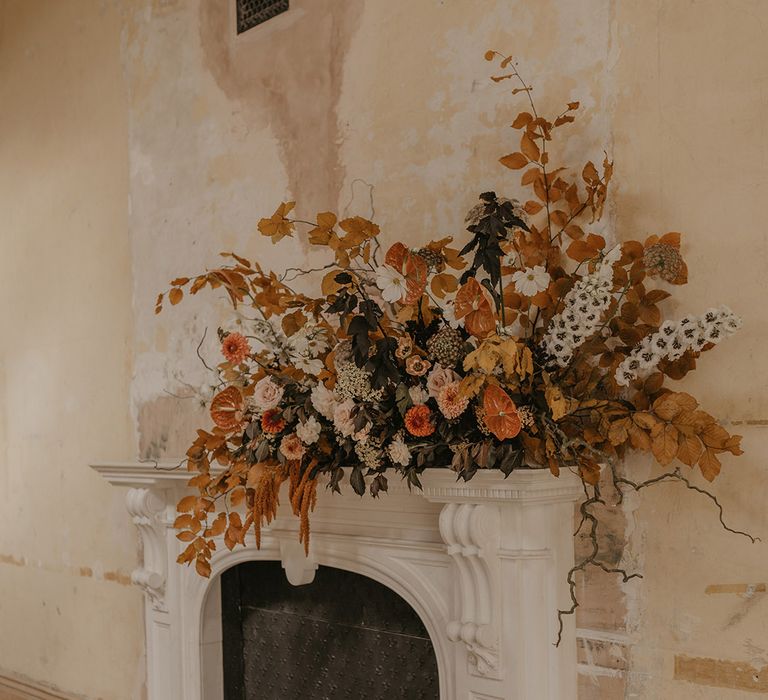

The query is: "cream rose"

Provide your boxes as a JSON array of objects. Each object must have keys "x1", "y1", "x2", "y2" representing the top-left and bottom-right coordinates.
[{"x1": 251, "y1": 376, "x2": 284, "y2": 411}]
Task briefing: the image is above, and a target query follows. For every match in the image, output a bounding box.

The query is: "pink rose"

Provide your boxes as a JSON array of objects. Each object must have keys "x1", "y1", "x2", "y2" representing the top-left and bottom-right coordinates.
[{"x1": 427, "y1": 365, "x2": 460, "y2": 398}]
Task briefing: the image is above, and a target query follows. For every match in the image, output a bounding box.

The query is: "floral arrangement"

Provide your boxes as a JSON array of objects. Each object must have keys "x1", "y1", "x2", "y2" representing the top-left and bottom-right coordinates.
[{"x1": 158, "y1": 53, "x2": 746, "y2": 611}]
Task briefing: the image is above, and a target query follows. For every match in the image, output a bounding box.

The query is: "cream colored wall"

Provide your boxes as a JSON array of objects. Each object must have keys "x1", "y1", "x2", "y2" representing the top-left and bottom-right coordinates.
[
  {"x1": 611, "y1": 2, "x2": 768, "y2": 697},
  {"x1": 0, "y1": 1, "x2": 143, "y2": 699},
  {"x1": 0, "y1": 0, "x2": 765, "y2": 698}
]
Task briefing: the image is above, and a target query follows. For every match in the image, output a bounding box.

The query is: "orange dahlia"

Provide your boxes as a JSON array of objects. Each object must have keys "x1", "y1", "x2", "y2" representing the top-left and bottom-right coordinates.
[
  {"x1": 221, "y1": 332, "x2": 251, "y2": 364},
  {"x1": 261, "y1": 408, "x2": 286, "y2": 435},
  {"x1": 404, "y1": 404, "x2": 436, "y2": 437}
]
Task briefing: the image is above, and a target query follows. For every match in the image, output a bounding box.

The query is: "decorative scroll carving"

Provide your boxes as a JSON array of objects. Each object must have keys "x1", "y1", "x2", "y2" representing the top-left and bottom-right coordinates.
[
  {"x1": 125, "y1": 487, "x2": 168, "y2": 610},
  {"x1": 438, "y1": 502, "x2": 500, "y2": 677}
]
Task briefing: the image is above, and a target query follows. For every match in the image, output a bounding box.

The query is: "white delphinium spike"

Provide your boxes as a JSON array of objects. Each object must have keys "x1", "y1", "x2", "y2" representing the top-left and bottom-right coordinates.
[
  {"x1": 615, "y1": 306, "x2": 741, "y2": 386},
  {"x1": 541, "y1": 246, "x2": 621, "y2": 367}
]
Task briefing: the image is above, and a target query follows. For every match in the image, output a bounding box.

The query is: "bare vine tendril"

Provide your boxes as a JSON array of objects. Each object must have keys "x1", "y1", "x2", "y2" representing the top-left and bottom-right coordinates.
[{"x1": 554, "y1": 461, "x2": 758, "y2": 647}]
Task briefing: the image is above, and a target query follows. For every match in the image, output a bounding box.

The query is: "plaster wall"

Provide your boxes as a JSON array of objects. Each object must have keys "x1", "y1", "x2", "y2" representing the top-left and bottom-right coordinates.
[
  {"x1": 0, "y1": 1, "x2": 766, "y2": 698},
  {"x1": 0, "y1": 1, "x2": 143, "y2": 698}
]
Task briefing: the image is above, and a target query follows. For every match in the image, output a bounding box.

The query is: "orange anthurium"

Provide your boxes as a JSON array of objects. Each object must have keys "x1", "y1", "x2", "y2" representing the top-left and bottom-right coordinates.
[
  {"x1": 210, "y1": 386, "x2": 245, "y2": 431},
  {"x1": 385, "y1": 242, "x2": 427, "y2": 304},
  {"x1": 454, "y1": 278, "x2": 496, "y2": 338},
  {"x1": 482, "y1": 385, "x2": 522, "y2": 440}
]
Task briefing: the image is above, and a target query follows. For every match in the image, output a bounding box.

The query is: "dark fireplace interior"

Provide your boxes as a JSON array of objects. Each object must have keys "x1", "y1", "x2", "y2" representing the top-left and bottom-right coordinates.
[{"x1": 221, "y1": 560, "x2": 440, "y2": 699}]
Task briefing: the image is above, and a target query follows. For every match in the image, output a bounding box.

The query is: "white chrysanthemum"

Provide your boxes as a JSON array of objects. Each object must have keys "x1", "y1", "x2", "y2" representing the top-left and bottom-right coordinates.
[
  {"x1": 512, "y1": 265, "x2": 551, "y2": 297},
  {"x1": 332, "y1": 399, "x2": 357, "y2": 437},
  {"x1": 310, "y1": 383, "x2": 337, "y2": 420},
  {"x1": 375, "y1": 265, "x2": 407, "y2": 304},
  {"x1": 387, "y1": 438, "x2": 411, "y2": 467},
  {"x1": 409, "y1": 384, "x2": 430, "y2": 405},
  {"x1": 296, "y1": 416, "x2": 322, "y2": 445}
]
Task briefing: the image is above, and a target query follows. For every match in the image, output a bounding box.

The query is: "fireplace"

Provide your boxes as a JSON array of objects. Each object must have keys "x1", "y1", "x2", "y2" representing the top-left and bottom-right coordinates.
[
  {"x1": 92, "y1": 463, "x2": 581, "y2": 699},
  {"x1": 220, "y1": 560, "x2": 439, "y2": 698}
]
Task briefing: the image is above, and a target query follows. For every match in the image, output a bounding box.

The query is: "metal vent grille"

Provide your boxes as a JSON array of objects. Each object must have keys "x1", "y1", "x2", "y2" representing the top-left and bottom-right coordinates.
[{"x1": 236, "y1": 0, "x2": 288, "y2": 34}]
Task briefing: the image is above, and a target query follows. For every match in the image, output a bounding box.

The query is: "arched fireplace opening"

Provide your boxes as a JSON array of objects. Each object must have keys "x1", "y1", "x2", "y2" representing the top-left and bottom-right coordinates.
[{"x1": 220, "y1": 560, "x2": 440, "y2": 699}]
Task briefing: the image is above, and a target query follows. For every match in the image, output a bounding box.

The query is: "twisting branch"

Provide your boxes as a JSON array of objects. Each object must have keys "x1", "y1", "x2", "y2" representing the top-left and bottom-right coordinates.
[
  {"x1": 279, "y1": 263, "x2": 336, "y2": 283},
  {"x1": 555, "y1": 481, "x2": 641, "y2": 646},
  {"x1": 556, "y1": 459, "x2": 759, "y2": 646},
  {"x1": 140, "y1": 457, "x2": 188, "y2": 472},
  {"x1": 196, "y1": 327, "x2": 214, "y2": 372},
  {"x1": 612, "y1": 465, "x2": 759, "y2": 544}
]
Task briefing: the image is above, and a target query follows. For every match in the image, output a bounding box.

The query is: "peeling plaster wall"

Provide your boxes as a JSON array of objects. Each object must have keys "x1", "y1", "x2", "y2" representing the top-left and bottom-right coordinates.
[
  {"x1": 0, "y1": 1, "x2": 143, "y2": 698},
  {"x1": 1, "y1": 0, "x2": 766, "y2": 698}
]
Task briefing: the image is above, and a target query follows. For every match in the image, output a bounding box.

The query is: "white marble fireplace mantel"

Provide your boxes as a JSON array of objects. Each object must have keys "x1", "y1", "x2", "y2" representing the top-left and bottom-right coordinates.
[{"x1": 92, "y1": 461, "x2": 582, "y2": 700}]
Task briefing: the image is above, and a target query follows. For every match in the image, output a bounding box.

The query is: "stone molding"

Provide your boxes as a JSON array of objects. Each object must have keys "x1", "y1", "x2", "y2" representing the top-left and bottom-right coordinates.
[{"x1": 92, "y1": 462, "x2": 582, "y2": 700}]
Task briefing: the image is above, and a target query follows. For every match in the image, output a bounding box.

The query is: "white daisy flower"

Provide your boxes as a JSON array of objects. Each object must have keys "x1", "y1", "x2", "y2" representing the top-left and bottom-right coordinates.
[
  {"x1": 375, "y1": 265, "x2": 407, "y2": 304},
  {"x1": 512, "y1": 266, "x2": 551, "y2": 297}
]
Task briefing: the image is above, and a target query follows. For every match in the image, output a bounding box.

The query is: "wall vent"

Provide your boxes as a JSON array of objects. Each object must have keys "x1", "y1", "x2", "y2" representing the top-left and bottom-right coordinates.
[{"x1": 236, "y1": 0, "x2": 289, "y2": 34}]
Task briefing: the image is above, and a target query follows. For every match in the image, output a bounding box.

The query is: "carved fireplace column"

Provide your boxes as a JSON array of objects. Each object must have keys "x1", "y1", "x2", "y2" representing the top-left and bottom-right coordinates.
[{"x1": 420, "y1": 469, "x2": 582, "y2": 700}]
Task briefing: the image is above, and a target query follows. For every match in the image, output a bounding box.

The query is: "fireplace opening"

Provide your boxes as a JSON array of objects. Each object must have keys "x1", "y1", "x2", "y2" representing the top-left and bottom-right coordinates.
[{"x1": 220, "y1": 560, "x2": 440, "y2": 699}]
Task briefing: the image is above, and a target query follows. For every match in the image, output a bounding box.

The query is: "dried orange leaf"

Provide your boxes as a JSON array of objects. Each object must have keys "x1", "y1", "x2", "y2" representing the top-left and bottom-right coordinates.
[{"x1": 499, "y1": 152, "x2": 528, "y2": 170}]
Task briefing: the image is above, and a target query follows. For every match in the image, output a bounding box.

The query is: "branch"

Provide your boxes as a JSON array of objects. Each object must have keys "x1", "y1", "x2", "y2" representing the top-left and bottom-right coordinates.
[
  {"x1": 613, "y1": 465, "x2": 759, "y2": 544},
  {"x1": 555, "y1": 483, "x2": 641, "y2": 646}
]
